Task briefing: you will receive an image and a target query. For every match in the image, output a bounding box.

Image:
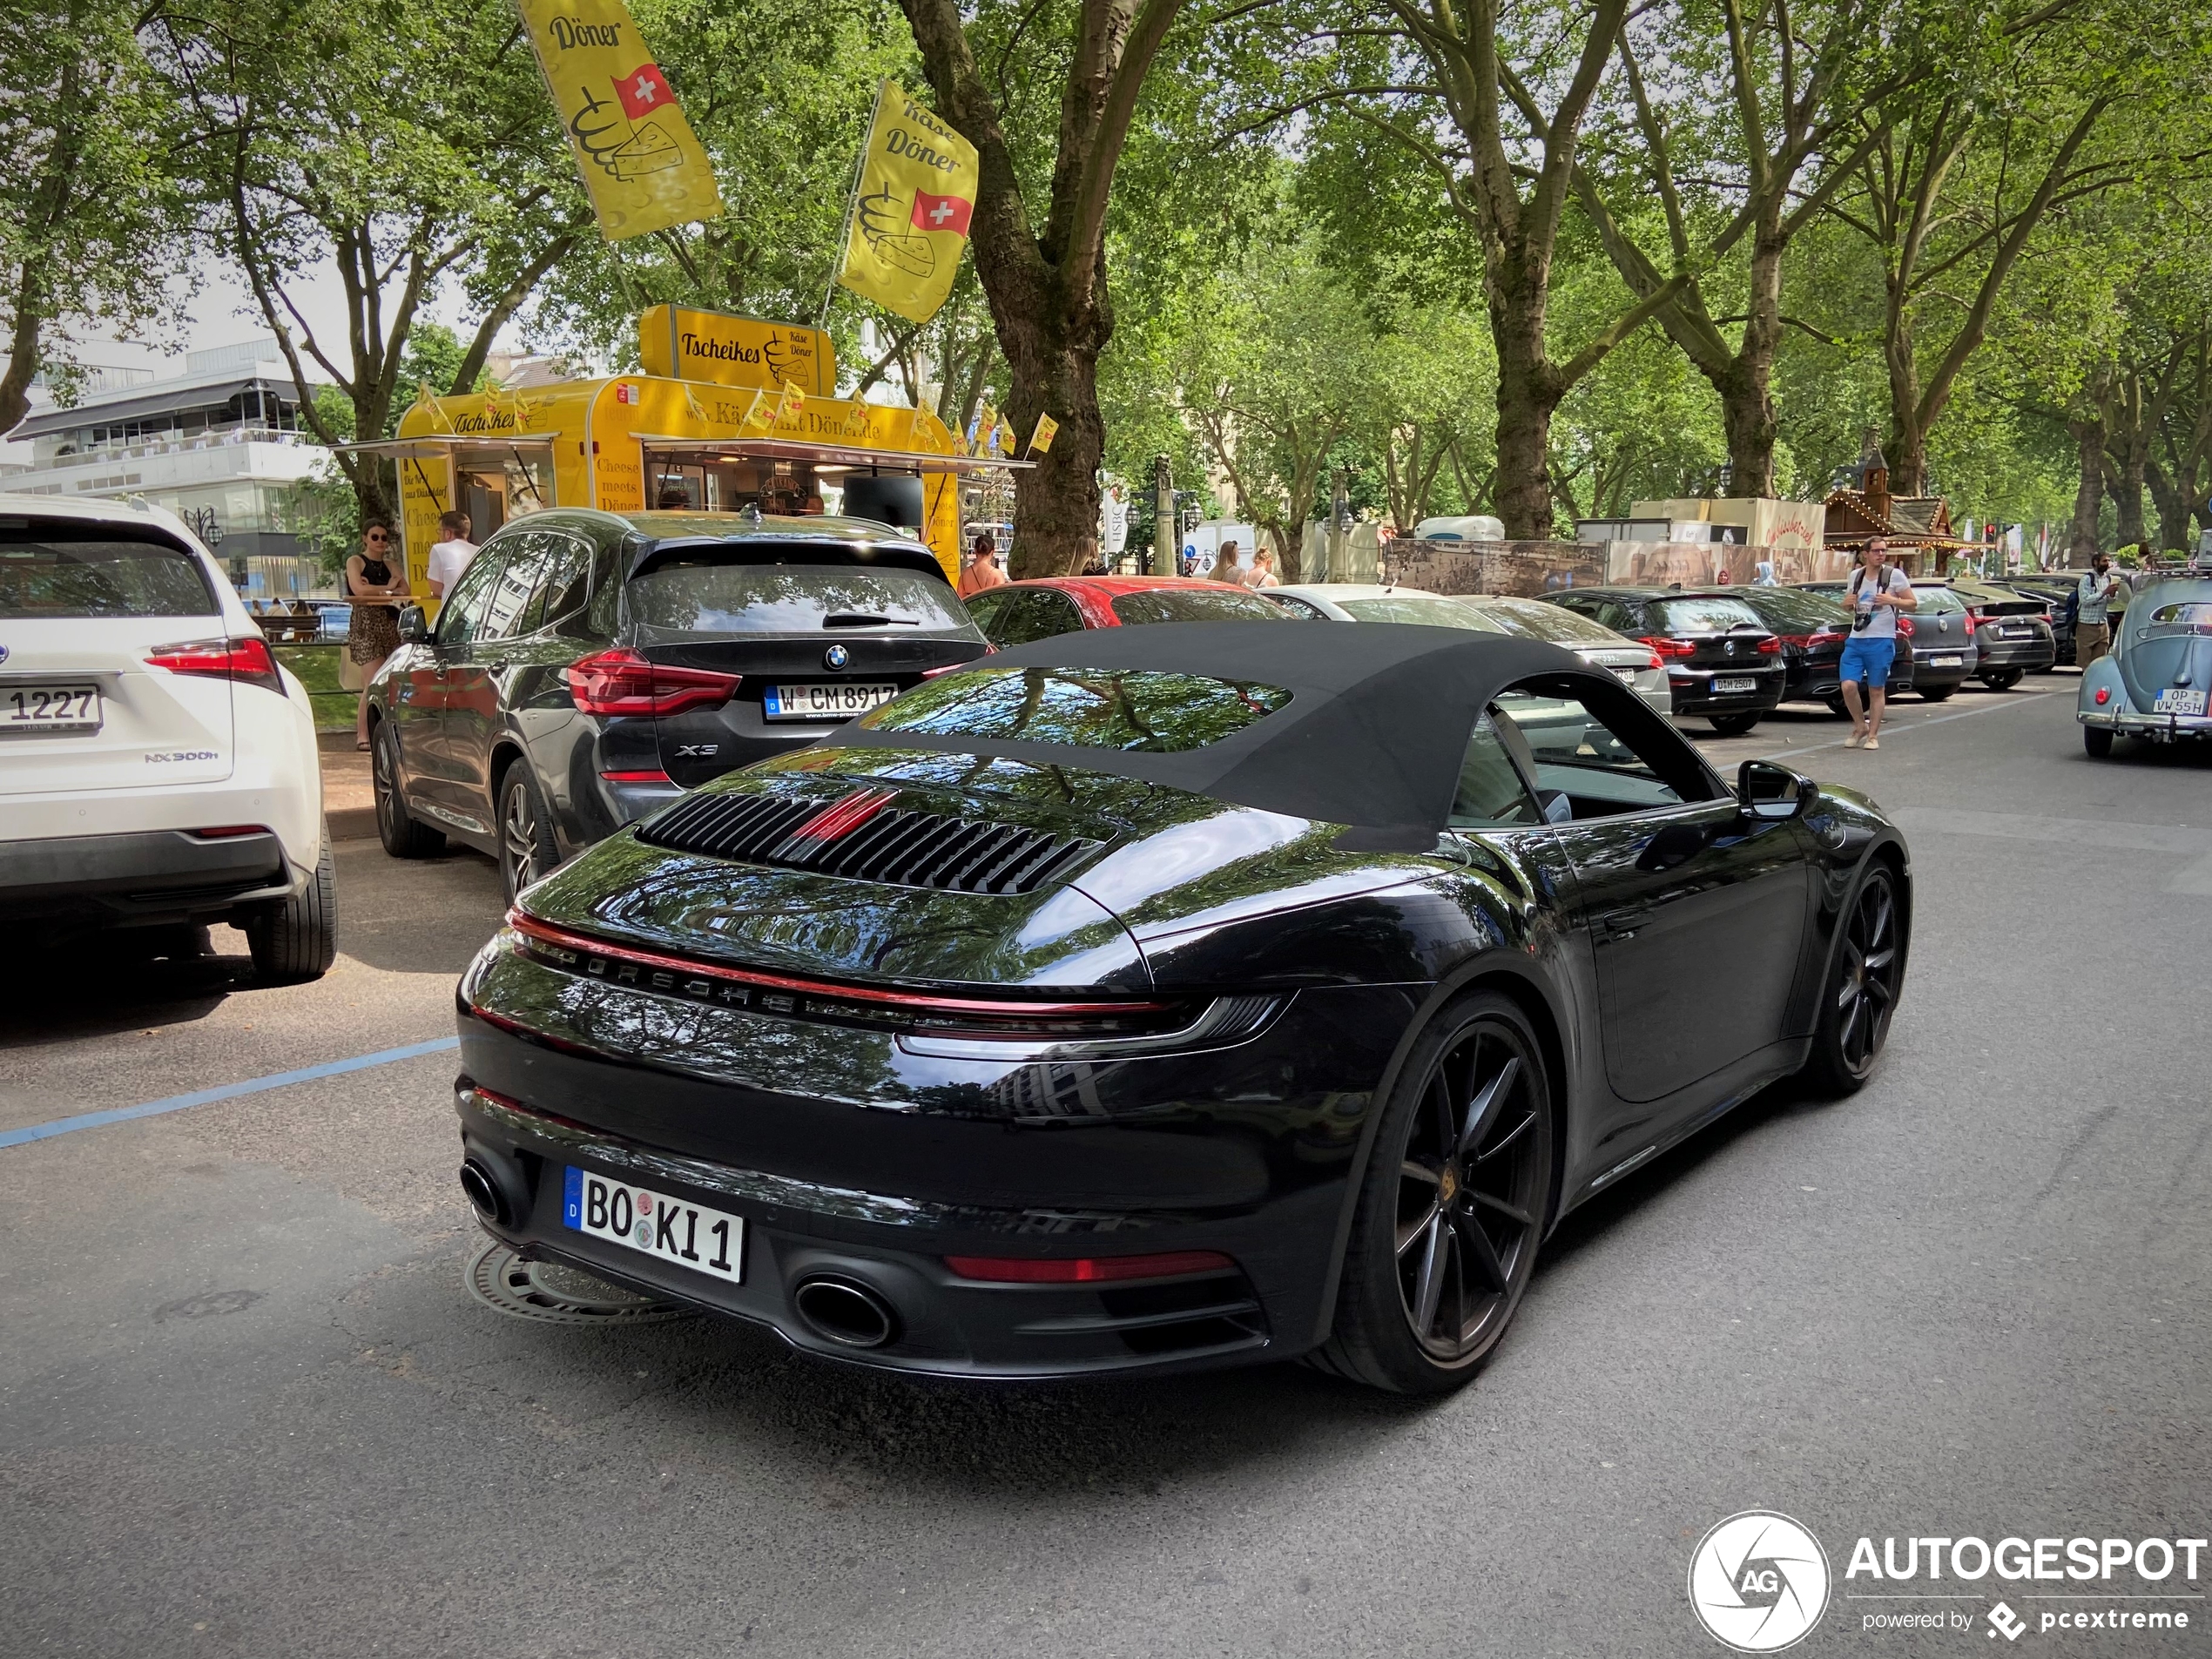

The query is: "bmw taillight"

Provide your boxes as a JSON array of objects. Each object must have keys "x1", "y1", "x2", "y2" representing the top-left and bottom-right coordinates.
[
  {"x1": 145, "y1": 636, "x2": 285, "y2": 697},
  {"x1": 564, "y1": 648, "x2": 740, "y2": 717},
  {"x1": 1756, "y1": 635, "x2": 1781, "y2": 655},
  {"x1": 1638, "y1": 634, "x2": 1696, "y2": 659}
]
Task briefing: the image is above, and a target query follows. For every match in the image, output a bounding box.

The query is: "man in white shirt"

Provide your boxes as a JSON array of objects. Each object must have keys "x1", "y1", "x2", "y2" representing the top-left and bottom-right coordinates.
[{"x1": 426, "y1": 510, "x2": 475, "y2": 599}]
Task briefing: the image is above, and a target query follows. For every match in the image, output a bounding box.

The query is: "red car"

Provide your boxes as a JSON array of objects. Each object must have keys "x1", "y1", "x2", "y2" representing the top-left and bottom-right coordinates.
[{"x1": 961, "y1": 575, "x2": 1291, "y2": 647}]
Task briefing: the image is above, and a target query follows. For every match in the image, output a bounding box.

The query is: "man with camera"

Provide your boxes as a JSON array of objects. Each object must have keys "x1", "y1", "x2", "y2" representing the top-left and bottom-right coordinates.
[{"x1": 1840, "y1": 538, "x2": 1918, "y2": 750}]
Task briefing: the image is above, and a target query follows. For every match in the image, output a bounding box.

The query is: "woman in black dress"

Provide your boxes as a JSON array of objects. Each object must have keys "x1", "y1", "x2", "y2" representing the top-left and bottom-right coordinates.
[{"x1": 345, "y1": 519, "x2": 409, "y2": 750}]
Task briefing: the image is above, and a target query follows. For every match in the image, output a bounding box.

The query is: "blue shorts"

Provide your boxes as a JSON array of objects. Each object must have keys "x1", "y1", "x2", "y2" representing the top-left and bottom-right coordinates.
[{"x1": 1838, "y1": 635, "x2": 1897, "y2": 686}]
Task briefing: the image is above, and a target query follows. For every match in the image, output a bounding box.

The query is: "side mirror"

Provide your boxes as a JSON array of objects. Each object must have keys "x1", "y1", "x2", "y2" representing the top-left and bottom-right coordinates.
[
  {"x1": 1737, "y1": 758, "x2": 1814, "y2": 821},
  {"x1": 396, "y1": 604, "x2": 429, "y2": 645}
]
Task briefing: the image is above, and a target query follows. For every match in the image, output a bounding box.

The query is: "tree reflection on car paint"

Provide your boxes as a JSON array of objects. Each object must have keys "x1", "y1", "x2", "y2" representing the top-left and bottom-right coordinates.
[{"x1": 860, "y1": 667, "x2": 1292, "y2": 752}]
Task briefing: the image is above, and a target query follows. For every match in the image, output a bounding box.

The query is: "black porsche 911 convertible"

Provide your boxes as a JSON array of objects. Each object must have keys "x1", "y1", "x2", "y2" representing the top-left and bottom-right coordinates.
[{"x1": 455, "y1": 623, "x2": 1910, "y2": 1393}]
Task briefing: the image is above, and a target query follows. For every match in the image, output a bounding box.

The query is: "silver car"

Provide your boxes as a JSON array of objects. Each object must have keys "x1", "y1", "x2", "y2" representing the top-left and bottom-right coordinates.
[{"x1": 1268, "y1": 585, "x2": 1672, "y2": 718}]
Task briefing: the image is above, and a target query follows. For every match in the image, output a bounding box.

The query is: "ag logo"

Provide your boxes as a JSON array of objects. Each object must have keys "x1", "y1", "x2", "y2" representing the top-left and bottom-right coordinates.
[{"x1": 1689, "y1": 1511, "x2": 1830, "y2": 1652}]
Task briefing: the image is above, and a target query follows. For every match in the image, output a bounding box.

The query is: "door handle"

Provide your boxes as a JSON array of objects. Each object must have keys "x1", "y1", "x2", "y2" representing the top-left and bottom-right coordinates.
[{"x1": 1599, "y1": 907, "x2": 1649, "y2": 941}]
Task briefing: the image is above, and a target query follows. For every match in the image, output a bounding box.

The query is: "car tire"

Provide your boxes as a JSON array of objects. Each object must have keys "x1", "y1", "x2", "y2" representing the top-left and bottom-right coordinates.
[
  {"x1": 1707, "y1": 711, "x2": 1763, "y2": 736},
  {"x1": 1314, "y1": 991, "x2": 1554, "y2": 1394},
  {"x1": 2083, "y1": 725, "x2": 2114, "y2": 759},
  {"x1": 1918, "y1": 685, "x2": 1957, "y2": 703},
  {"x1": 1823, "y1": 696, "x2": 1848, "y2": 717},
  {"x1": 1980, "y1": 669, "x2": 2023, "y2": 691},
  {"x1": 1799, "y1": 862, "x2": 1905, "y2": 1096},
  {"x1": 496, "y1": 758, "x2": 562, "y2": 904},
  {"x1": 245, "y1": 838, "x2": 337, "y2": 984},
  {"x1": 374, "y1": 720, "x2": 444, "y2": 859}
]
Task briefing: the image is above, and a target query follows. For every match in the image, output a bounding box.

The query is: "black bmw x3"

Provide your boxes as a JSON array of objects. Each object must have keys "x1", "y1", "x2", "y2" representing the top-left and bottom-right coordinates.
[{"x1": 367, "y1": 509, "x2": 988, "y2": 900}]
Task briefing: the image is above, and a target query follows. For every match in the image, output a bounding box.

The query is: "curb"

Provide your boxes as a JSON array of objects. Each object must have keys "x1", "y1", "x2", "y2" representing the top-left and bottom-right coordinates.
[{"x1": 330, "y1": 805, "x2": 380, "y2": 842}]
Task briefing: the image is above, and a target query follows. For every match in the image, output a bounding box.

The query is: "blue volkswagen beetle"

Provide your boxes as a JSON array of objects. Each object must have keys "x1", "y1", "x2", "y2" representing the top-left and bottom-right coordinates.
[{"x1": 2078, "y1": 567, "x2": 2212, "y2": 757}]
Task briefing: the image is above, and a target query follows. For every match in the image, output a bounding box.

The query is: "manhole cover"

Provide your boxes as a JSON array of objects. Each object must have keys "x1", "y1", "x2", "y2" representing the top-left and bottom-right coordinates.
[{"x1": 465, "y1": 1238, "x2": 696, "y2": 1325}]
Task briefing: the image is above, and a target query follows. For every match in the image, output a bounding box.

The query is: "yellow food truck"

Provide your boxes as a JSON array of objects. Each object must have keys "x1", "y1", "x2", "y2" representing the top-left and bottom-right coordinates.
[{"x1": 360, "y1": 306, "x2": 1016, "y2": 600}]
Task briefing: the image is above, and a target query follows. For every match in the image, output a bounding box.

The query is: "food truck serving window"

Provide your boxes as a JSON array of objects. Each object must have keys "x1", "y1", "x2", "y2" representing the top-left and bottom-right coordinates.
[{"x1": 628, "y1": 554, "x2": 974, "y2": 637}]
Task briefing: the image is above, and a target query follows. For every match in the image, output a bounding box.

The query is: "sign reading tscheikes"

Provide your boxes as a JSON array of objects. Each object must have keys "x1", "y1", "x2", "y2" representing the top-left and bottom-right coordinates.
[{"x1": 517, "y1": 0, "x2": 723, "y2": 241}]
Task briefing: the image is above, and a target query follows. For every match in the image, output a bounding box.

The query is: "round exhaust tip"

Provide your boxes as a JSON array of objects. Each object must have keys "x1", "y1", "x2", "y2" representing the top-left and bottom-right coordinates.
[
  {"x1": 792, "y1": 1275, "x2": 897, "y2": 1349},
  {"x1": 459, "y1": 1158, "x2": 508, "y2": 1225}
]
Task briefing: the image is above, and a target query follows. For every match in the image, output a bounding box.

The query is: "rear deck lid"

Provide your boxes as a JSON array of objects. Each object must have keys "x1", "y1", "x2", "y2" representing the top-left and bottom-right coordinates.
[{"x1": 0, "y1": 521, "x2": 235, "y2": 796}]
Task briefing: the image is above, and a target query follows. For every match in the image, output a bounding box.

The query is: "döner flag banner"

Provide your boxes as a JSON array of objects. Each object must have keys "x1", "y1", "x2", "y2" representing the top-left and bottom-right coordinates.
[
  {"x1": 835, "y1": 82, "x2": 980, "y2": 325},
  {"x1": 517, "y1": 0, "x2": 722, "y2": 241},
  {"x1": 1028, "y1": 413, "x2": 1059, "y2": 455}
]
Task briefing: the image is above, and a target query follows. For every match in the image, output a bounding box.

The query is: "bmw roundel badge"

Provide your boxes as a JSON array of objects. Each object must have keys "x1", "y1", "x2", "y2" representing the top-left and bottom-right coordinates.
[
  {"x1": 824, "y1": 644, "x2": 850, "y2": 671},
  {"x1": 0, "y1": 644, "x2": 9, "y2": 664}
]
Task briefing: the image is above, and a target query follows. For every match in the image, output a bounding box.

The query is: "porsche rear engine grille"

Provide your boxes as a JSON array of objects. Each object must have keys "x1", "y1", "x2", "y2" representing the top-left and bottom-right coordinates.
[{"x1": 636, "y1": 790, "x2": 1103, "y2": 895}]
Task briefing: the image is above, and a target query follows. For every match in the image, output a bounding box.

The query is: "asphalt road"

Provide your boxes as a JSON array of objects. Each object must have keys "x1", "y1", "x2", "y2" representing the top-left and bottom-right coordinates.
[{"x1": 4, "y1": 678, "x2": 2208, "y2": 1658}]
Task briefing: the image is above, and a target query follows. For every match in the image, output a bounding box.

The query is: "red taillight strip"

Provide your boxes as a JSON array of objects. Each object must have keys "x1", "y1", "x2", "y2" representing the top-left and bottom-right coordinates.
[
  {"x1": 504, "y1": 908, "x2": 1171, "y2": 1019},
  {"x1": 790, "y1": 786, "x2": 898, "y2": 843},
  {"x1": 944, "y1": 1250, "x2": 1237, "y2": 1283}
]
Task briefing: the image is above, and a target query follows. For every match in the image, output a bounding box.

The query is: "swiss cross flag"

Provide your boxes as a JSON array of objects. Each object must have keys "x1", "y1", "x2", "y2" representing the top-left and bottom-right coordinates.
[
  {"x1": 910, "y1": 190, "x2": 974, "y2": 237},
  {"x1": 612, "y1": 64, "x2": 674, "y2": 121}
]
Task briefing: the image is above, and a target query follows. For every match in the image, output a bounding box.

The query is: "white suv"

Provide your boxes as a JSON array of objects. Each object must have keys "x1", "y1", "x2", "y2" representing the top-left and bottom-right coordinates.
[{"x1": 0, "y1": 495, "x2": 332, "y2": 979}]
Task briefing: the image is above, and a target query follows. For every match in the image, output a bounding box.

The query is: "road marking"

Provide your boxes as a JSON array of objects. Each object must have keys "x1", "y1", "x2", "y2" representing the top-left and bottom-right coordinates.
[
  {"x1": 1892, "y1": 806, "x2": 2209, "y2": 853},
  {"x1": 1755, "y1": 690, "x2": 2060, "y2": 761},
  {"x1": 0, "y1": 1035, "x2": 462, "y2": 1151}
]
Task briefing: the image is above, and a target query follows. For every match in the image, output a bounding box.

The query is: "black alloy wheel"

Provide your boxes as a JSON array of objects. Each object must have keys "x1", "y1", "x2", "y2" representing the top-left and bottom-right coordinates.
[
  {"x1": 1802, "y1": 864, "x2": 1905, "y2": 1095},
  {"x1": 1315, "y1": 993, "x2": 1553, "y2": 1393},
  {"x1": 1708, "y1": 711, "x2": 1763, "y2": 736},
  {"x1": 374, "y1": 720, "x2": 443, "y2": 859},
  {"x1": 497, "y1": 761, "x2": 561, "y2": 903}
]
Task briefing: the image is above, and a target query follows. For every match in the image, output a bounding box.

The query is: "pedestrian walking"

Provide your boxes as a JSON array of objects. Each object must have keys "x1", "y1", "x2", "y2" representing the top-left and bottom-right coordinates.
[
  {"x1": 426, "y1": 510, "x2": 475, "y2": 600},
  {"x1": 344, "y1": 519, "x2": 409, "y2": 751},
  {"x1": 957, "y1": 531, "x2": 1007, "y2": 598},
  {"x1": 1839, "y1": 538, "x2": 1916, "y2": 750},
  {"x1": 2073, "y1": 552, "x2": 2126, "y2": 668}
]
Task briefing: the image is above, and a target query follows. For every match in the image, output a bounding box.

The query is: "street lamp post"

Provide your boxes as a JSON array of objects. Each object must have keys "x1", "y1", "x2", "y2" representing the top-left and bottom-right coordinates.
[{"x1": 1151, "y1": 454, "x2": 1176, "y2": 578}]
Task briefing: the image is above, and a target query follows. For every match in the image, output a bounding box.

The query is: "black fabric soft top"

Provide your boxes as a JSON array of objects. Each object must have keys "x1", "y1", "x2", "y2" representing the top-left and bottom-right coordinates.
[{"x1": 830, "y1": 620, "x2": 1629, "y2": 845}]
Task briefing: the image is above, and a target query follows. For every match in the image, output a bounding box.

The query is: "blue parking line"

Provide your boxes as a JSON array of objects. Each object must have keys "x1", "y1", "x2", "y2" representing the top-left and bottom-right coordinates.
[{"x1": 0, "y1": 1035, "x2": 462, "y2": 1151}]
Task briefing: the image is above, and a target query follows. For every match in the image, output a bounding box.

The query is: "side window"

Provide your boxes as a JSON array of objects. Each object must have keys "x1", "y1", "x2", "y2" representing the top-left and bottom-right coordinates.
[
  {"x1": 516, "y1": 533, "x2": 592, "y2": 635},
  {"x1": 433, "y1": 543, "x2": 509, "y2": 645},
  {"x1": 987, "y1": 590, "x2": 1083, "y2": 645},
  {"x1": 478, "y1": 532, "x2": 550, "y2": 640},
  {"x1": 1449, "y1": 713, "x2": 1543, "y2": 829},
  {"x1": 1271, "y1": 594, "x2": 1326, "y2": 619},
  {"x1": 1494, "y1": 678, "x2": 1710, "y2": 820},
  {"x1": 1591, "y1": 600, "x2": 1636, "y2": 633},
  {"x1": 963, "y1": 588, "x2": 1012, "y2": 642}
]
